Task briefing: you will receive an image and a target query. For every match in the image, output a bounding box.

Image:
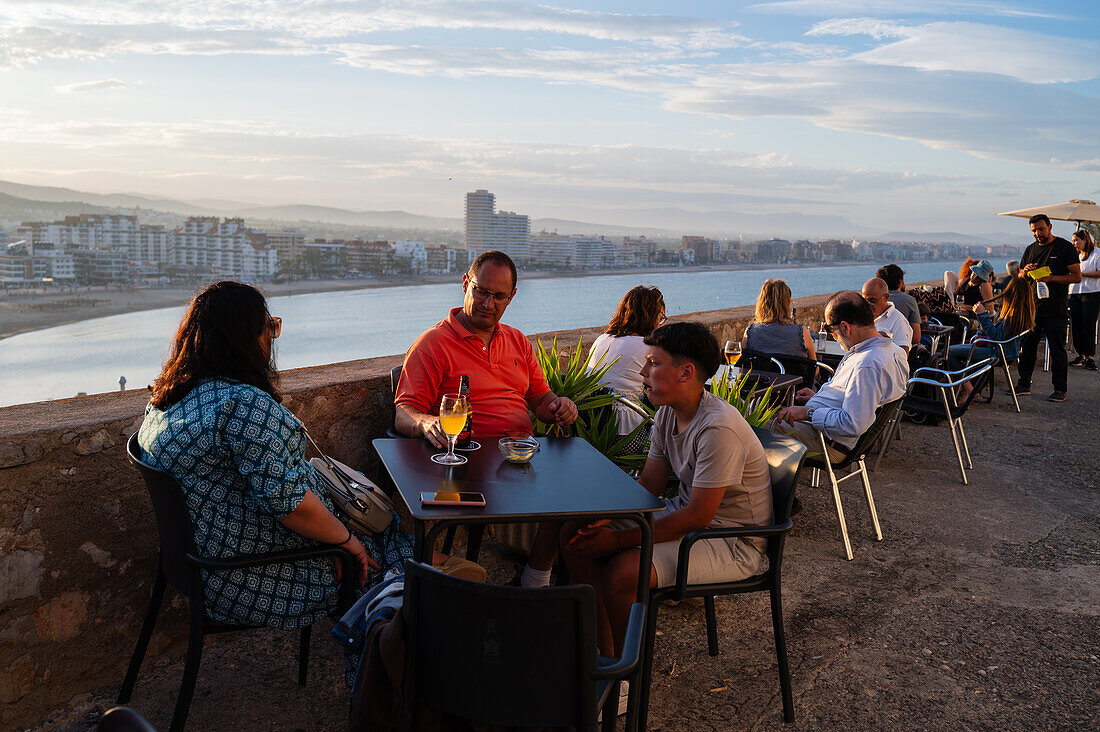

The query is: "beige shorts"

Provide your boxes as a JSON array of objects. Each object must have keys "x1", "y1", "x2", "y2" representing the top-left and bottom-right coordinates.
[{"x1": 614, "y1": 502, "x2": 767, "y2": 588}]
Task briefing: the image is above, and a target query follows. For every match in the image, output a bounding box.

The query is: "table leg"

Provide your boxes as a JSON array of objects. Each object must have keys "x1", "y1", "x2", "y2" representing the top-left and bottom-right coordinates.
[
  {"x1": 466, "y1": 525, "x2": 484, "y2": 561},
  {"x1": 626, "y1": 512, "x2": 654, "y2": 732},
  {"x1": 414, "y1": 520, "x2": 427, "y2": 564}
]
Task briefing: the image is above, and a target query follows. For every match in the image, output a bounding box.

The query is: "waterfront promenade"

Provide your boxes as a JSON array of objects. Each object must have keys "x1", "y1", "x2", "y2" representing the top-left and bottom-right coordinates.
[{"x1": 24, "y1": 366, "x2": 1098, "y2": 730}]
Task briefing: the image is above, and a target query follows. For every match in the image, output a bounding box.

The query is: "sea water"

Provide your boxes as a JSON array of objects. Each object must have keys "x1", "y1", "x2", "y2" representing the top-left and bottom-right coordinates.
[{"x1": 0, "y1": 262, "x2": 954, "y2": 407}]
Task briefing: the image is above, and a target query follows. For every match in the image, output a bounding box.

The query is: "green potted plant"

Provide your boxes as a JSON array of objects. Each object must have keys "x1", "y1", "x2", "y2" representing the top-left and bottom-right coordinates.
[{"x1": 531, "y1": 336, "x2": 653, "y2": 472}]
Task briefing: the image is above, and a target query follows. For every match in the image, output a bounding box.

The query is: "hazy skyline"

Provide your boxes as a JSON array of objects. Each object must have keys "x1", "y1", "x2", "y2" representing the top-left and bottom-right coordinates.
[{"x1": 0, "y1": 1, "x2": 1097, "y2": 236}]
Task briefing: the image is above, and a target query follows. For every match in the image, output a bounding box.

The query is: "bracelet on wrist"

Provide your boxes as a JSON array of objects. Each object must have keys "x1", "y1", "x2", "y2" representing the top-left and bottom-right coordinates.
[{"x1": 338, "y1": 526, "x2": 353, "y2": 546}]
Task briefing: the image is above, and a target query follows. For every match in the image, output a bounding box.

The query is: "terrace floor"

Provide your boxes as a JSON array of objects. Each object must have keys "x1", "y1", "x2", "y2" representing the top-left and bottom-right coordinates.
[{"x1": 32, "y1": 366, "x2": 1099, "y2": 731}]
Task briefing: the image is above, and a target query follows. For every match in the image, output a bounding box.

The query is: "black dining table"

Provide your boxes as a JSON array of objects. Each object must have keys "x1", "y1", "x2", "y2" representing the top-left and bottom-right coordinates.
[
  {"x1": 372, "y1": 436, "x2": 663, "y2": 604},
  {"x1": 373, "y1": 436, "x2": 662, "y2": 730}
]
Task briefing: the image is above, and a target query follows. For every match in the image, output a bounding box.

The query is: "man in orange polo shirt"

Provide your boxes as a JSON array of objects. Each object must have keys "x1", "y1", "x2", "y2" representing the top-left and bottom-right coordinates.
[{"x1": 395, "y1": 250, "x2": 578, "y2": 587}]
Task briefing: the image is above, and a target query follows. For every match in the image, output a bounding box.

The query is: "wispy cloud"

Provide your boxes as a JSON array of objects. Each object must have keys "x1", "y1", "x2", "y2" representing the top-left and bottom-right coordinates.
[
  {"x1": 665, "y1": 60, "x2": 1100, "y2": 171},
  {"x1": 0, "y1": 1, "x2": 747, "y2": 70},
  {"x1": 749, "y1": 1, "x2": 1062, "y2": 19},
  {"x1": 809, "y1": 19, "x2": 1100, "y2": 83},
  {"x1": 54, "y1": 79, "x2": 128, "y2": 94}
]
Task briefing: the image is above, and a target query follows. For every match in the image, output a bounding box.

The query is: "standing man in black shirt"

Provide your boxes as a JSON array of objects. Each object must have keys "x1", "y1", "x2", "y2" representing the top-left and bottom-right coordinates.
[{"x1": 1016, "y1": 213, "x2": 1082, "y2": 402}]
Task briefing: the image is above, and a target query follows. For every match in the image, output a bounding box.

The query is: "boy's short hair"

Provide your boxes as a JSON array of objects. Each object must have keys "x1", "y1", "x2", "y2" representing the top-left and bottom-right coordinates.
[
  {"x1": 917, "y1": 302, "x2": 931, "y2": 318},
  {"x1": 643, "y1": 322, "x2": 721, "y2": 383}
]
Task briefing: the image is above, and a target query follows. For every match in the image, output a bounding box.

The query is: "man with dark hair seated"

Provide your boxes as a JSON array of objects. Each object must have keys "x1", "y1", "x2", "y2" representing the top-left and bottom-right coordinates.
[
  {"x1": 877, "y1": 263, "x2": 921, "y2": 346},
  {"x1": 562, "y1": 322, "x2": 773, "y2": 661},
  {"x1": 775, "y1": 291, "x2": 909, "y2": 462}
]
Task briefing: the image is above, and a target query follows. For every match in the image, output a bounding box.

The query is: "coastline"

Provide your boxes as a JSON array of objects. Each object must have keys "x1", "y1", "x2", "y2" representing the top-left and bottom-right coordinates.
[{"x1": 0, "y1": 260, "x2": 946, "y2": 341}]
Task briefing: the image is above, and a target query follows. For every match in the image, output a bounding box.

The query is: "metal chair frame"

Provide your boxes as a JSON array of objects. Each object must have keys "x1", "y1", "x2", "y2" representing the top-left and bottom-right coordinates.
[
  {"x1": 966, "y1": 332, "x2": 1025, "y2": 412},
  {"x1": 804, "y1": 397, "x2": 906, "y2": 561},
  {"x1": 878, "y1": 359, "x2": 994, "y2": 486}
]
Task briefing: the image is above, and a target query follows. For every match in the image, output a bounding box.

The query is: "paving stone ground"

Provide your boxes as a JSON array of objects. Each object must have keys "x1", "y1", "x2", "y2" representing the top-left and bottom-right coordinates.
[{"x1": 30, "y1": 366, "x2": 1099, "y2": 731}]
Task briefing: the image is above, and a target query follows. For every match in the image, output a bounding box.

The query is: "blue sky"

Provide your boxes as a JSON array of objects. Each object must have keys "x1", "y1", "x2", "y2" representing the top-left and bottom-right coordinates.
[{"x1": 0, "y1": 0, "x2": 1097, "y2": 235}]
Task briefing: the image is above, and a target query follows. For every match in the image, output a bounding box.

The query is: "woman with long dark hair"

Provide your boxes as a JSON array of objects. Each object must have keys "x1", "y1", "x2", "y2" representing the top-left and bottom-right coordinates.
[
  {"x1": 584, "y1": 285, "x2": 665, "y2": 435},
  {"x1": 1068, "y1": 229, "x2": 1100, "y2": 370},
  {"x1": 946, "y1": 277, "x2": 1035, "y2": 400},
  {"x1": 138, "y1": 282, "x2": 478, "y2": 684}
]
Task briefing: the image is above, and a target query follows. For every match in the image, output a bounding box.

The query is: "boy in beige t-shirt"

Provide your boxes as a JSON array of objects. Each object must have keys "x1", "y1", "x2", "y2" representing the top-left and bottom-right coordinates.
[{"x1": 562, "y1": 322, "x2": 772, "y2": 658}]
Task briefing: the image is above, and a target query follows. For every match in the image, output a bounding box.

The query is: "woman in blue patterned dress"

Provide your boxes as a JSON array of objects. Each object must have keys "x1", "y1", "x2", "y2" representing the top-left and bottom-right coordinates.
[{"x1": 138, "y1": 282, "x2": 432, "y2": 675}]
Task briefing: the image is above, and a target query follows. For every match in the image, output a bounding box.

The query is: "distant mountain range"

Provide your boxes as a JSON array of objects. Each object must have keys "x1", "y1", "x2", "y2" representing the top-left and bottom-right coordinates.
[{"x1": 0, "y1": 178, "x2": 1032, "y2": 244}]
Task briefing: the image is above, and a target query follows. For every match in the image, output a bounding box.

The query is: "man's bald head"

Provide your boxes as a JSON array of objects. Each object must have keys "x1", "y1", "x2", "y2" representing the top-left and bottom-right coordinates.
[{"x1": 861, "y1": 278, "x2": 889, "y2": 317}]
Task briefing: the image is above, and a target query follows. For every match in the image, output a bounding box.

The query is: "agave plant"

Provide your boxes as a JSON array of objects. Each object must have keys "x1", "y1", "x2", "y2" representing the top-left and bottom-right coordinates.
[
  {"x1": 532, "y1": 336, "x2": 654, "y2": 471},
  {"x1": 707, "y1": 367, "x2": 784, "y2": 428}
]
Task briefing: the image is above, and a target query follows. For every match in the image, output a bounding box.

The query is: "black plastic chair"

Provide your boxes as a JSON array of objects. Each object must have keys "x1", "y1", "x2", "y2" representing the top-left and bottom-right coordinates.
[
  {"x1": 386, "y1": 365, "x2": 404, "y2": 439},
  {"x1": 804, "y1": 397, "x2": 906, "y2": 560},
  {"x1": 929, "y1": 313, "x2": 970, "y2": 346},
  {"x1": 637, "y1": 427, "x2": 807, "y2": 727},
  {"x1": 878, "y1": 359, "x2": 994, "y2": 485},
  {"x1": 767, "y1": 352, "x2": 835, "y2": 392},
  {"x1": 401, "y1": 560, "x2": 645, "y2": 731},
  {"x1": 119, "y1": 434, "x2": 357, "y2": 732},
  {"x1": 740, "y1": 348, "x2": 785, "y2": 374}
]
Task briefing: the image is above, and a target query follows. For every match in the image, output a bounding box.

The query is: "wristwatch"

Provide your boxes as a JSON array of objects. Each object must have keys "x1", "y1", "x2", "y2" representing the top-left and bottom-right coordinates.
[{"x1": 805, "y1": 407, "x2": 817, "y2": 422}]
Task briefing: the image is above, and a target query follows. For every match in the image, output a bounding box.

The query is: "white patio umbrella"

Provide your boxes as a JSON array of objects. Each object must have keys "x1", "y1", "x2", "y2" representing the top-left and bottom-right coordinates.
[{"x1": 997, "y1": 199, "x2": 1100, "y2": 228}]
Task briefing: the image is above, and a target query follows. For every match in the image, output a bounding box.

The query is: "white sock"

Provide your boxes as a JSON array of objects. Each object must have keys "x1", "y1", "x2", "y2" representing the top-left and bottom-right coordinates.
[{"x1": 520, "y1": 564, "x2": 552, "y2": 588}]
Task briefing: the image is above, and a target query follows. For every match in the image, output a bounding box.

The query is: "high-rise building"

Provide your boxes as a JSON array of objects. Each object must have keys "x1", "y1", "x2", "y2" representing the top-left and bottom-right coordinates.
[{"x1": 464, "y1": 190, "x2": 530, "y2": 265}]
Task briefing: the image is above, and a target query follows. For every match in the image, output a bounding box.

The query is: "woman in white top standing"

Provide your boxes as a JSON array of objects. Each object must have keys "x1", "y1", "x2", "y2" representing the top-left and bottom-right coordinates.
[
  {"x1": 585, "y1": 285, "x2": 665, "y2": 436},
  {"x1": 1068, "y1": 229, "x2": 1100, "y2": 371}
]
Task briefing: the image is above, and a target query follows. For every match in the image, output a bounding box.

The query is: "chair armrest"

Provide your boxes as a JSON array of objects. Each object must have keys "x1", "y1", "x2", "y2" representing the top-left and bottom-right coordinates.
[
  {"x1": 188, "y1": 544, "x2": 355, "y2": 570},
  {"x1": 815, "y1": 361, "x2": 835, "y2": 376},
  {"x1": 670, "y1": 522, "x2": 791, "y2": 594},
  {"x1": 616, "y1": 395, "x2": 652, "y2": 419},
  {"x1": 593, "y1": 603, "x2": 646, "y2": 679},
  {"x1": 189, "y1": 545, "x2": 358, "y2": 612}
]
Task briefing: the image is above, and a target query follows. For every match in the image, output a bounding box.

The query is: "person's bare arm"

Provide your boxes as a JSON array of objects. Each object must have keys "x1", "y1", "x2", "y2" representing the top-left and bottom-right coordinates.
[
  {"x1": 802, "y1": 326, "x2": 817, "y2": 360},
  {"x1": 636, "y1": 457, "x2": 672, "y2": 497},
  {"x1": 910, "y1": 320, "x2": 922, "y2": 345},
  {"x1": 568, "y1": 484, "x2": 726, "y2": 557},
  {"x1": 280, "y1": 491, "x2": 377, "y2": 586},
  {"x1": 395, "y1": 403, "x2": 447, "y2": 448}
]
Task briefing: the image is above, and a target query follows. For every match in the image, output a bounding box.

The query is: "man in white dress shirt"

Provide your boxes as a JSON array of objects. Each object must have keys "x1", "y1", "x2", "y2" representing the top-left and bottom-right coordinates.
[
  {"x1": 775, "y1": 291, "x2": 909, "y2": 463},
  {"x1": 862, "y1": 277, "x2": 912, "y2": 354}
]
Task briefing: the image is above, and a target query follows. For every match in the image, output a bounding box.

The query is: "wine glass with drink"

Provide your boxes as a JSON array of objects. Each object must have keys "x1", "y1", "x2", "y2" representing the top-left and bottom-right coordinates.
[
  {"x1": 431, "y1": 393, "x2": 470, "y2": 466},
  {"x1": 723, "y1": 340, "x2": 742, "y2": 385},
  {"x1": 724, "y1": 340, "x2": 742, "y2": 366}
]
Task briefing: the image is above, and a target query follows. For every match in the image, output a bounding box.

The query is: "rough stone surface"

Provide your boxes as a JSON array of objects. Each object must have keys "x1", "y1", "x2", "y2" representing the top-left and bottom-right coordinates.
[
  {"x1": 0, "y1": 654, "x2": 38, "y2": 705},
  {"x1": 0, "y1": 440, "x2": 44, "y2": 469},
  {"x1": 72, "y1": 429, "x2": 114, "y2": 456},
  {"x1": 79, "y1": 542, "x2": 117, "y2": 569},
  {"x1": 0, "y1": 616, "x2": 40, "y2": 645},
  {"x1": 33, "y1": 591, "x2": 89, "y2": 642},
  {"x1": 0, "y1": 550, "x2": 45, "y2": 604}
]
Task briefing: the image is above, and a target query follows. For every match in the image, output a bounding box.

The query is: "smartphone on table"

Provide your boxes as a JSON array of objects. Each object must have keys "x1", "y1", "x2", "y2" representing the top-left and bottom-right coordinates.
[{"x1": 420, "y1": 491, "x2": 486, "y2": 507}]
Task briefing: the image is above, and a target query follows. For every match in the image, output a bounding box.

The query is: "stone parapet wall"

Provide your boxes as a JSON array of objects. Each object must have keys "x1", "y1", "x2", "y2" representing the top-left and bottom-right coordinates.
[{"x1": 0, "y1": 293, "x2": 834, "y2": 728}]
